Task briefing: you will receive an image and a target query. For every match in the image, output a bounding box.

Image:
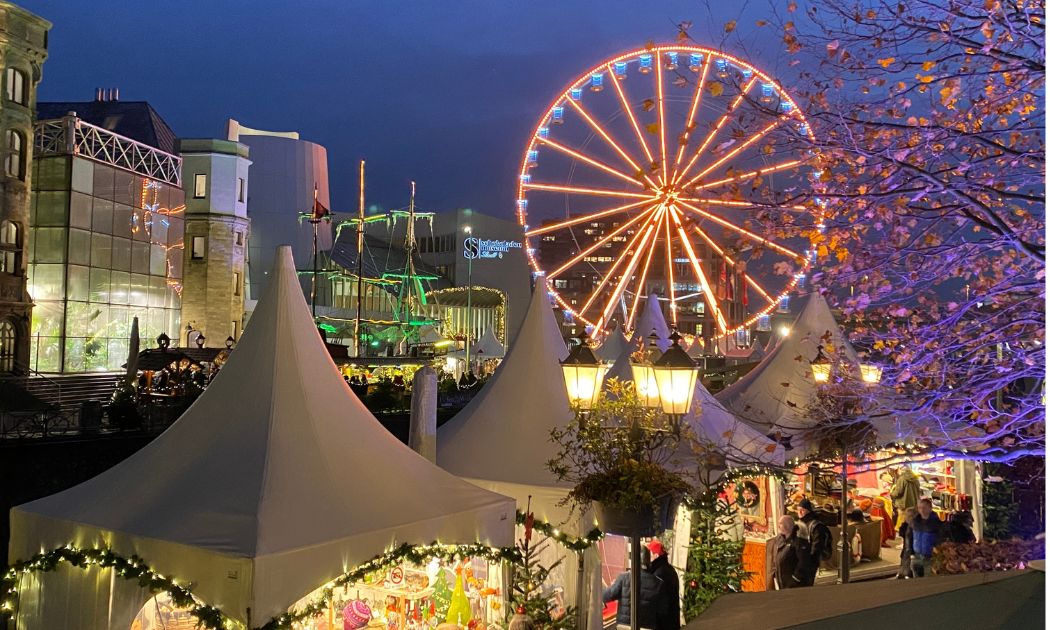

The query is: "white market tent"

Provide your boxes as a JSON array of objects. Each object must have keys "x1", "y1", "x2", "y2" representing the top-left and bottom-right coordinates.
[
  {"x1": 473, "y1": 327, "x2": 506, "y2": 359},
  {"x1": 9, "y1": 246, "x2": 515, "y2": 629},
  {"x1": 595, "y1": 321, "x2": 631, "y2": 363},
  {"x1": 437, "y1": 288, "x2": 604, "y2": 630},
  {"x1": 631, "y1": 294, "x2": 671, "y2": 352},
  {"x1": 716, "y1": 291, "x2": 902, "y2": 455}
]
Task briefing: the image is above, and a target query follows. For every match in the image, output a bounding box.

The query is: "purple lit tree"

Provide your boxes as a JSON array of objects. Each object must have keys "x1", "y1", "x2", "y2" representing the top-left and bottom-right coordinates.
[{"x1": 682, "y1": 1, "x2": 1044, "y2": 462}]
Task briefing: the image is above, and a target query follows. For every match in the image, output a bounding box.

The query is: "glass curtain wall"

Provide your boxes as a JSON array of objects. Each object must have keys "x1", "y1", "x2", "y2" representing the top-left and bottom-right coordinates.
[{"x1": 28, "y1": 156, "x2": 184, "y2": 372}]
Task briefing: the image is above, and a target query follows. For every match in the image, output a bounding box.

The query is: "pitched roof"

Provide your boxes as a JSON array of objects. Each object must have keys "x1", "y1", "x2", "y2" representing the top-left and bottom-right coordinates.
[
  {"x1": 11, "y1": 245, "x2": 513, "y2": 622},
  {"x1": 438, "y1": 287, "x2": 572, "y2": 492},
  {"x1": 37, "y1": 101, "x2": 179, "y2": 155}
]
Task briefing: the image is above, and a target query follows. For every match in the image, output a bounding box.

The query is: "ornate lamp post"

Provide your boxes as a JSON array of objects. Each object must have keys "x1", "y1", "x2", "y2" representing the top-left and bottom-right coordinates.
[
  {"x1": 562, "y1": 327, "x2": 698, "y2": 630},
  {"x1": 810, "y1": 346, "x2": 883, "y2": 584}
]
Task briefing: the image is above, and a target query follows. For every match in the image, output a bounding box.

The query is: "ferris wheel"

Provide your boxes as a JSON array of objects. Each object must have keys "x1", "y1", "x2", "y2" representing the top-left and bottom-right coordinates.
[{"x1": 516, "y1": 45, "x2": 820, "y2": 340}]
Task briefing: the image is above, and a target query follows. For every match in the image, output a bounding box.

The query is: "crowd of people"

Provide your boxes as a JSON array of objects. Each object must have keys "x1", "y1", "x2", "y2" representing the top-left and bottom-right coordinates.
[{"x1": 766, "y1": 491, "x2": 976, "y2": 590}]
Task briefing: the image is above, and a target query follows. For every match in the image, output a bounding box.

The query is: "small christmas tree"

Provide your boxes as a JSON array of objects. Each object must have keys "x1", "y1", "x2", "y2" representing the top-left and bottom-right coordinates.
[
  {"x1": 681, "y1": 482, "x2": 751, "y2": 620},
  {"x1": 430, "y1": 566, "x2": 452, "y2": 620},
  {"x1": 506, "y1": 504, "x2": 576, "y2": 630}
]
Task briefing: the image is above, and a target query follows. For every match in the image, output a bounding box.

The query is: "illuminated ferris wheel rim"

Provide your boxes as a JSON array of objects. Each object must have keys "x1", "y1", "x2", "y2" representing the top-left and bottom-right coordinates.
[{"x1": 516, "y1": 43, "x2": 820, "y2": 339}]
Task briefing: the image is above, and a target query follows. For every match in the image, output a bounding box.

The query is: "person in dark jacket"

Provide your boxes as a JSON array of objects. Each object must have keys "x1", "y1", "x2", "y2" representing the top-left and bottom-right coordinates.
[
  {"x1": 768, "y1": 515, "x2": 799, "y2": 590},
  {"x1": 897, "y1": 506, "x2": 916, "y2": 578},
  {"x1": 603, "y1": 547, "x2": 666, "y2": 630},
  {"x1": 646, "y1": 540, "x2": 680, "y2": 629},
  {"x1": 910, "y1": 498, "x2": 943, "y2": 577},
  {"x1": 947, "y1": 511, "x2": 976, "y2": 544},
  {"x1": 793, "y1": 498, "x2": 832, "y2": 586}
]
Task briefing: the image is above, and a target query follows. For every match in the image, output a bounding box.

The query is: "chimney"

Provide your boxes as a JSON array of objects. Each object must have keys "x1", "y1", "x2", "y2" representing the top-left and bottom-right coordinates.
[
  {"x1": 112, "y1": 87, "x2": 119, "y2": 101},
  {"x1": 95, "y1": 88, "x2": 103, "y2": 102}
]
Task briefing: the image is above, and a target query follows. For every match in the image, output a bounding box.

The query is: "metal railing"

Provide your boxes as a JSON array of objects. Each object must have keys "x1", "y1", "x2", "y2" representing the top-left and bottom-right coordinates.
[{"x1": 34, "y1": 115, "x2": 182, "y2": 187}]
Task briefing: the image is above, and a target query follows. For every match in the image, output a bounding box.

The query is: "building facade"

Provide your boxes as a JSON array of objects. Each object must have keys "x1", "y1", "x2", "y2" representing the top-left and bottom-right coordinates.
[
  {"x1": 0, "y1": 2, "x2": 49, "y2": 373},
  {"x1": 225, "y1": 119, "x2": 331, "y2": 308},
  {"x1": 28, "y1": 105, "x2": 184, "y2": 372},
  {"x1": 177, "y1": 138, "x2": 250, "y2": 345}
]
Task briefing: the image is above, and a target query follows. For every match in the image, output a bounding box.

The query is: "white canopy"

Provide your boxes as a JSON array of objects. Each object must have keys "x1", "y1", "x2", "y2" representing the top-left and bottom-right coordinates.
[
  {"x1": 473, "y1": 327, "x2": 506, "y2": 359},
  {"x1": 631, "y1": 294, "x2": 671, "y2": 352},
  {"x1": 716, "y1": 292, "x2": 901, "y2": 454},
  {"x1": 595, "y1": 321, "x2": 631, "y2": 363},
  {"x1": 9, "y1": 246, "x2": 514, "y2": 625},
  {"x1": 438, "y1": 287, "x2": 574, "y2": 521}
]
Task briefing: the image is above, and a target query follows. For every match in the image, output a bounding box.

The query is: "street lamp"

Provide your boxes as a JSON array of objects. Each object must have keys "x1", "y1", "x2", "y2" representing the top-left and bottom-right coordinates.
[
  {"x1": 463, "y1": 225, "x2": 473, "y2": 375},
  {"x1": 631, "y1": 330, "x2": 699, "y2": 431},
  {"x1": 560, "y1": 334, "x2": 609, "y2": 412},
  {"x1": 809, "y1": 348, "x2": 883, "y2": 585}
]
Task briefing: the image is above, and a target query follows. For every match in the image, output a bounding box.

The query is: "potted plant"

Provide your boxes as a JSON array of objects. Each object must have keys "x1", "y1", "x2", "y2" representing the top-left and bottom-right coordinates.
[
  {"x1": 107, "y1": 383, "x2": 141, "y2": 431},
  {"x1": 547, "y1": 379, "x2": 692, "y2": 537}
]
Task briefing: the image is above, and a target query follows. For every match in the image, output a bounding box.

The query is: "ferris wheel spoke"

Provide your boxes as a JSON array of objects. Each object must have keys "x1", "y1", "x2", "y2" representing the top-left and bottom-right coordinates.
[
  {"x1": 581, "y1": 207, "x2": 662, "y2": 319},
  {"x1": 535, "y1": 136, "x2": 650, "y2": 189},
  {"x1": 668, "y1": 206, "x2": 728, "y2": 333},
  {"x1": 681, "y1": 118, "x2": 788, "y2": 190},
  {"x1": 677, "y1": 199, "x2": 802, "y2": 260},
  {"x1": 656, "y1": 61, "x2": 669, "y2": 185},
  {"x1": 627, "y1": 222, "x2": 660, "y2": 328},
  {"x1": 674, "y1": 76, "x2": 758, "y2": 187},
  {"x1": 606, "y1": 64, "x2": 658, "y2": 176},
  {"x1": 691, "y1": 223, "x2": 776, "y2": 305},
  {"x1": 564, "y1": 97, "x2": 659, "y2": 190},
  {"x1": 524, "y1": 198, "x2": 653, "y2": 237},
  {"x1": 593, "y1": 207, "x2": 664, "y2": 330},
  {"x1": 547, "y1": 206, "x2": 657, "y2": 279},
  {"x1": 691, "y1": 158, "x2": 806, "y2": 192},
  {"x1": 662, "y1": 206, "x2": 678, "y2": 325},
  {"x1": 523, "y1": 182, "x2": 654, "y2": 200},
  {"x1": 671, "y1": 58, "x2": 712, "y2": 183}
]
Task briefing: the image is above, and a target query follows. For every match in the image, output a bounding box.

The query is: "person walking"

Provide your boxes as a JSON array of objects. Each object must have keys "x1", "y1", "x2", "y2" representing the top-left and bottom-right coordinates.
[
  {"x1": 646, "y1": 540, "x2": 680, "y2": 629},
  {"x1": 793, "y1": 498, "x2": 832, "y2": 587},
  {"x1": 910, "y1": 498, "x2": 943, "y2": 577},
  {"x1": 768, "y1": 515, "x2": 799, "y2": 590},
  {"x1": 603, "y1": 547, "x2": 666, "y2": 630},
  {"x1": 890, "y1": 467, "x2": 921, "y2": 528}
]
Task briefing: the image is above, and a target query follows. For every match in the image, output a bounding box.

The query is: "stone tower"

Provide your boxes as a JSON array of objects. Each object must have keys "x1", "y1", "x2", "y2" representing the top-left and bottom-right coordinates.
[
  {"x1": 177, "y1": 139, "x2": 250, "y2": 346},
  {"x1": 0, "y1": 3, "x2": 49, "y2": 373}
]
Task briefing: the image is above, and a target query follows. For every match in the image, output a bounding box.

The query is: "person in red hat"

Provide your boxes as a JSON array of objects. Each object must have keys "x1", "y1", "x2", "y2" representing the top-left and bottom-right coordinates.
[{"x1": 646, "y1": 539, "x2": 681, "y2": 629}]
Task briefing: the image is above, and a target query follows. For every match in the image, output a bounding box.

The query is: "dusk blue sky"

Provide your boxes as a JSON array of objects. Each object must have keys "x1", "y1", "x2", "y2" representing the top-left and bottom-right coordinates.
[{"x1": 22, "y1": 1, "x2": 783, "y2": 219}]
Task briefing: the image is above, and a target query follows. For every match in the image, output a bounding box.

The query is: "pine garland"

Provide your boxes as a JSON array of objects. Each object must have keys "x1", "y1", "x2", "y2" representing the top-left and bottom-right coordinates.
[
  {"x1": 1, "y1": 514, "x2": 603, "y2": 629},
  {"x1": 0, "y1": 545, "x2": 230, "y2": 629}
]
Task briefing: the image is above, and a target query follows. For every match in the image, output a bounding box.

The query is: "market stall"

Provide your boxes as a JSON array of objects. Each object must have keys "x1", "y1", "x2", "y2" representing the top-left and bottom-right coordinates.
[
  {"x1": 437, "y1": 288, "x2": 603, "y2": 629},
  {"x1": 6, "y1": 247, "x2": 515, "y2": 630}
]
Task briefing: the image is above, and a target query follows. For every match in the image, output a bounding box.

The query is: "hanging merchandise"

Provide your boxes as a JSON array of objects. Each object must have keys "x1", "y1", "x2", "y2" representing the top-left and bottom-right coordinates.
[
  {"x1": 444, "y1": 566, "x2": 473, "y2": 625},
  {"x1": 343, "y1": 600, "x2": 372, "y2": 630}
]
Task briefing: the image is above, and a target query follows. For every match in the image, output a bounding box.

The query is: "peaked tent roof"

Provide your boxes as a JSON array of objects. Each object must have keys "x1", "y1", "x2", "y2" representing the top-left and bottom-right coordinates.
[
  {"x1": 10, "y1": 246, "x2": 514, "y2": 623},
  {"x1": 716, "y1": 292, "x2": 900, "y2": 453},
  {"x1": 631, "y1": 294, "x2": 671, "y2": 351},
  {"x1": 596, "y1": 321, "x2": 631, "y2": 363},
  {"x1": 681, "y1": 381, "x2": 785, "y2": 477},
  {"x1": 473, "y1": 328, "x2": 506, "y2": 358},
  {"x1": 438, "y1": 288, "x2": 575, "y2": 523}
]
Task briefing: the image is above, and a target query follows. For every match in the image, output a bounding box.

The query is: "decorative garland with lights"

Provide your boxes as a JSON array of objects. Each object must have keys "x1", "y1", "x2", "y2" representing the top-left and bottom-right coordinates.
[
  {"x1": 0, "y1": 545, "x2": 230, "y2": 629},
  {"x1": 515, "y1": 510, "x2": 604, "y2": 552},
  {"x1": 259, "y1": 542, "x2": 517, "y2": 630}
]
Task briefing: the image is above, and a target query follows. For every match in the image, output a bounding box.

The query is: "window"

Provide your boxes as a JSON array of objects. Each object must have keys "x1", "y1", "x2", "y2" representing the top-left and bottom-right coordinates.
[
  {"x1": 191, "y1": 236, "x2": 206, "y2": 259},
  {"x1": 233, "y1": 271, "x2": 241, "y2": 296},
  {"x1": 238, "y1": 177, "x2": 245, "y2": 202},
  {"x1": 0, "y1": 319, "x2": 14, "y2": 372},
  {"x1": 193, "y1": 173, "x2": 207, "y2": 198},
  {"x1": 235, "y1": 231, "x2": 244, "y2": 246},
  {"x1": 5, "y1": 129, "x2": 24, "y2": 179},
  {"x1": 5, "y1": 68, "x2": 25, "y2": 105},
  {"x1": 0, "y1": 220, "x2": 18, "y2": 274}
]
